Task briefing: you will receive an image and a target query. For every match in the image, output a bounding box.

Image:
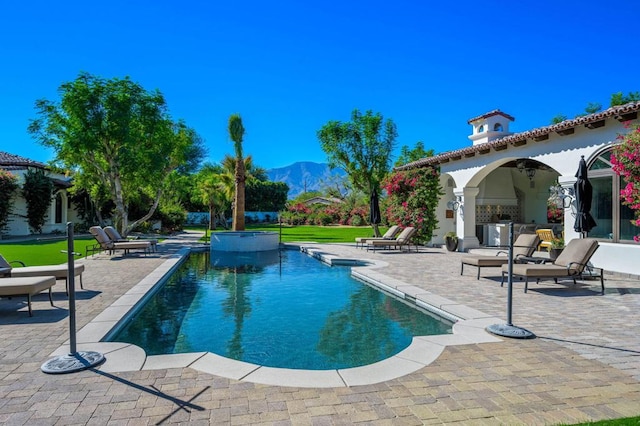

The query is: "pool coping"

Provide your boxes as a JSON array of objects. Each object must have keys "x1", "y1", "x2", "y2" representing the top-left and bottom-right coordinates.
[{"x1": 50, "y1": 244, "x2": 505, "y2": 388}]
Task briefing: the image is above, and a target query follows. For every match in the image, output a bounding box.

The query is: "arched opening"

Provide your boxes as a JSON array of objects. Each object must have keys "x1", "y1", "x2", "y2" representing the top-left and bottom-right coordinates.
[{"x1": 493, "y1": 123, "x2": 503, "y2": 132}]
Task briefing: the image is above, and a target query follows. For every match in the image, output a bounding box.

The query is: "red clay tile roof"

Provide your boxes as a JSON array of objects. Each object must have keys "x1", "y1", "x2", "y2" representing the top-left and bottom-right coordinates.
[
  {"x1": 396, "y1": 102, "x2": 640, "y2": 171},
  {"x1": 467, "y1": 109, "x2": 515, "y2": 124},
  {"x1": 0, "y1": 151, "x2": 47, "y2": 169}
]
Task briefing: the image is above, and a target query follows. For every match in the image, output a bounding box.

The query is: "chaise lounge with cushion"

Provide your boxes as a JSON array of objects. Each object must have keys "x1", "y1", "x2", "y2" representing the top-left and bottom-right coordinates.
[
  {"x1": 366, "y1": 227, "x2": 417, "y2": 252},
  {"x1": 0, "y1": 254, "x2": 84, "y2": 294},
  {"x1": 0, "y1": 276, "x2": 56, "y2": 316},
  {"x1": 500, "y1": 238, "x2": 604, "y2": 294},
  {"x1": 460, "y1": 233, "x2": 540, "y2": 279},
  {"x1": 89, "y1": 226, "x2": 152, "y2": 257},
  {"x1": 103, "y1": 226, "x2": 158, "y2": 252},
  {"x1": 355, "y1": 225, "x2": 401, "y2": 249}
]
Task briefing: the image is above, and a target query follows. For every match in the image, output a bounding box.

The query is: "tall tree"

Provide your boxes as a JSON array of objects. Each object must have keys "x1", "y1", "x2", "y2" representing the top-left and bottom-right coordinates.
[
  {"x1": 317, "y1": 109, "x2": 397, "y2": 236},
  {"x1": 28, "y1": 72, "x2": 204, "y2": 235},
  {"x1": 228, "y1": 114, "x2": 246, "y2": 231},
  {"x1": 395, "y1": 141, "x2": 434, "y2": 167}
]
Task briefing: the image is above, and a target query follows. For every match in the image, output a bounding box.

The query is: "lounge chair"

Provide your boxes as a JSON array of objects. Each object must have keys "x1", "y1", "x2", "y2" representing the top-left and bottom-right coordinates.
[
  {"x1": 88, "y1": 226, "x2": 152, "y2": 257},
  {"x1": 104, "y1": 226, "x2": 158, "y2": 252},
  {"x1": 0, "y1": 276, "x2": 56, "y2": 316},
  {"x1": 0, "y1": 254, "x2": 84, "y2": 293},
  {"x1": 535, "y1": 229, "x2": 555, "y2": 251},
  {"x1": 460, "y1": 233, "x2": 540, "y2": 279},
  {"x1": 355, "y1": 225, "x2": 401, "y2": 248},
  {"x1": 366, "y1": 227, "x2": 417, "y2": 252},
  {"x1": 501, "y1": 238, "x2": 604, "y2": 294}
]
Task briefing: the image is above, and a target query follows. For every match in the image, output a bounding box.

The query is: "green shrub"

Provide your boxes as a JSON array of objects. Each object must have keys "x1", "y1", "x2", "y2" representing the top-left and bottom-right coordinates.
[
  {"x1": 0, "y1": 170, "x2": 19, "y2": 234},
  {"x1": 22, "y1": 168, "x2": 54, "y2": 234},
  {"x1": 158, "y1": 205, "x2": 186, "y2": 232},
  {"x1": 314, "y1": 212, "x2": 333, "y2": 226}
]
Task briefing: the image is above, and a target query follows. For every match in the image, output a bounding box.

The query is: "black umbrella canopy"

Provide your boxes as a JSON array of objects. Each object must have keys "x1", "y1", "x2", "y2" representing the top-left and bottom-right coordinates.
[
  {"x1": 573, "y1": 155, "x2": 597, "y2": 236},
  {"x1": 369, "y1": 190, "x2": 381, "y2": 225}
]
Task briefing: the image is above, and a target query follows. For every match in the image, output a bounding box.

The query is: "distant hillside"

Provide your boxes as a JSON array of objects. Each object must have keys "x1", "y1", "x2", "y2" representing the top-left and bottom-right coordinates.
[{"x1": 267, "y1": 162, "x2": 346, "y2": 199}]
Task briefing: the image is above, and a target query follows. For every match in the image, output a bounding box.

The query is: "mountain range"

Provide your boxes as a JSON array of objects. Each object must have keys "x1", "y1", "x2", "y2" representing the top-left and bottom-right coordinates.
[{"x1": 266, "y1": 161, "x2": 346, "y2": 199}]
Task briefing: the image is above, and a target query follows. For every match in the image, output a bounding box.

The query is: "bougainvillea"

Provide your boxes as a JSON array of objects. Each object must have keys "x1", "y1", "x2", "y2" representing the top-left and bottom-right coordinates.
[
  {"x1": 0, "y1": 170, "x2": 19, "y2": 234},
  {"x1": 611, "y1": 122, "x2": 640, "y2": 242},
  {"x1": 382, "y1": 167, "x2": 442, "y2": 244}
]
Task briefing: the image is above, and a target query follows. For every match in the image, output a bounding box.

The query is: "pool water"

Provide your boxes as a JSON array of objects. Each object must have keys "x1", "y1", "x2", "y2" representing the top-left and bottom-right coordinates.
[{"x1": 110, "y1": 250, "x2": 453, "y2": 370}]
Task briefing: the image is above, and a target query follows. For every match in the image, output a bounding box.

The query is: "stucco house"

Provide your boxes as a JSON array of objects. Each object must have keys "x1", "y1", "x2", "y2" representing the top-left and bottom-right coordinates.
[
  {"x1": 396, "y1": 102, "x2": 640, "y2": 276},
  {"x1": 0, "y1": 151, "x2": 79, "y2": 236}
]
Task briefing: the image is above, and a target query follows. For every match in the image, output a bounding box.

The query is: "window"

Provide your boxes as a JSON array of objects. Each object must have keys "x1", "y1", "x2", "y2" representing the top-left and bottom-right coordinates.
[
  {"x1": 587, "y1": 148, "x2": 635, "y2": 242},
  {"x1": 55, "y1": 193, "x2": 63, "y2": 224},
  {"x1": 493, "y1": 123, "x2": 503, "y2": 132},
  {"x1": 478, "y1": 125, "x2": 485, "y2": 133}
]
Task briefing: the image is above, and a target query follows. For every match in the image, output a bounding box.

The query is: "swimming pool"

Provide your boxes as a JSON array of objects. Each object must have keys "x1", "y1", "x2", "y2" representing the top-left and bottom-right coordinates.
[{"x1": 109, "y1": 249, "x2": 453, "y2": 370}]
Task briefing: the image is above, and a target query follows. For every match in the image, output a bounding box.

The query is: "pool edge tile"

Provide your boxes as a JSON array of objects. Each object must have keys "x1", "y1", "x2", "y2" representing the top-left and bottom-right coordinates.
[{"x1": 243, "y1": 366, "x2": 346, "y2": 388}]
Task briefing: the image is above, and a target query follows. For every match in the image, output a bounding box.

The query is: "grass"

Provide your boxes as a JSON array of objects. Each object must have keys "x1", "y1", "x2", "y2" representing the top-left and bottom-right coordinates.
[
  {"x1": 0, "y1": 224, "x2": 381, "y2": 265},
  {"x1": 190, "y1": 224, "x2": 388, "y2": 244},
  {"x1": 569, "y1": 419, "x2": 640, "y2": 425},
  {"x1": 0, "y1": 236, "x2": 98, "y2": 266}
]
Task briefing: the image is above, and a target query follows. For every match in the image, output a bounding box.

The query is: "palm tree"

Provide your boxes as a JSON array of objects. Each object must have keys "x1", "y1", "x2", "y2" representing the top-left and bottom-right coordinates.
[
  {"x1": 228, "y1": 114, "x2": 246, "y2": 231},
  {"x1": 196, "y1": 173, "x2": 225, "y2": 230}
]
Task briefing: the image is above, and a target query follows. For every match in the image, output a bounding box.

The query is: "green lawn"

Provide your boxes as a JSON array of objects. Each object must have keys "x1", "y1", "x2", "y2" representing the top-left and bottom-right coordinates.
[
  {"x1": 0, "y1": 236, "x2": 97, "y2": 266},
  {"x1": 194, "y1": 224, "x2": 387, "y2": 244},
  {"x1": 0, "y1": 225, "x2": 381, "y2": 266}
]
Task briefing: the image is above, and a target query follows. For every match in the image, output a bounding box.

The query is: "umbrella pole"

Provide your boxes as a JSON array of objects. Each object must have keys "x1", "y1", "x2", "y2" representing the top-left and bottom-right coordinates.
[
  {"x1": 41, "y1": 222, "x2": 105, "y2": 374},
  {"x1": 486, "y1": 222, "x2": 535, "y2": 339}
]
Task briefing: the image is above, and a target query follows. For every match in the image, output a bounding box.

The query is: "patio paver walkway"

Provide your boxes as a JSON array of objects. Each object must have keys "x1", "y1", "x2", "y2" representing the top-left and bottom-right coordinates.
[{"x1": 1, "y1": 232, "x2": 639, "y2": 424}]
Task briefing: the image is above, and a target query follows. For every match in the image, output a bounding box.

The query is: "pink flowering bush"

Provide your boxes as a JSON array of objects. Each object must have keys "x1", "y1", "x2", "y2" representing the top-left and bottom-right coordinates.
[
  {"x1": 611, "y1": 122, "x2": 640, "y2": 242},
  {"x1": 281, "y1": 198, "x2": 371, "y2": 226},
  {"x1": 382, "y1": 167, "x2": 442, "y2": 244}
]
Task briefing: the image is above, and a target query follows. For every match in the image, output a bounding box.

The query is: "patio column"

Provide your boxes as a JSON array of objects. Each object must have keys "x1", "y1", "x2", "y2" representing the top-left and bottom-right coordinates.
[{"x1": 454, "y1": 186, "x2": 480, "y2": 251}]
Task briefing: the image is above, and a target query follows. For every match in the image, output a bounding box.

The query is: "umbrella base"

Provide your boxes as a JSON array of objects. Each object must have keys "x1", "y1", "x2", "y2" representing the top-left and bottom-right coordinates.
[{"x1": 486, "y1": 324, "x2": 536, "y2": 339}]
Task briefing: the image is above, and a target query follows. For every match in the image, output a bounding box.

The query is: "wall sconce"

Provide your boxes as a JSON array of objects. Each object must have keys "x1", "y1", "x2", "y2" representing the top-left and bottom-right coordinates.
[
  {"x1": 447, "y1": 196, "x2": 462, "y2": 211},
  {"x1": 549, "y1": 183, "x2": 574, "y2": 208}
]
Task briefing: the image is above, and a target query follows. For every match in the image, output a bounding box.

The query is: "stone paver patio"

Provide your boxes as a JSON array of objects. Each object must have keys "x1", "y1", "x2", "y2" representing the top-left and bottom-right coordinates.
[{"x1": 1, "y1": 231, "x2": 639, "y2": 424}]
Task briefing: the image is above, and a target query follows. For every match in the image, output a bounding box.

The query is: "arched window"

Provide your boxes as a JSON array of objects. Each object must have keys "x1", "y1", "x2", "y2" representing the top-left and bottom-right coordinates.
[
  {"x1": 587, "y1": 148, "x2": 635, "y2": 242},
  {"x1": 493, "y1": 123, "x2": 503, "y2": 132},
  {"x1": 477, "y1": 125, "x2": 485, "y2": 133}
]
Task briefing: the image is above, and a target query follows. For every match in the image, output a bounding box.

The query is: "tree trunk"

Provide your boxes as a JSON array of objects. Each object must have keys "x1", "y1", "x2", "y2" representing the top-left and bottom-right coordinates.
[
  {"x1": 209, "y1": 204, "x2": 216, "y2": 230},
  {"x1": 233, "y1": 159, "x2": 245, "y2": 231}
]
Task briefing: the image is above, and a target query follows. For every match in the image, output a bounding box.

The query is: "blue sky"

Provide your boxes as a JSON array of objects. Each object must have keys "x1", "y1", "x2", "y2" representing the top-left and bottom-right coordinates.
[{"x1": 2, "y1": 1, "x2": 639, "y2": 170}]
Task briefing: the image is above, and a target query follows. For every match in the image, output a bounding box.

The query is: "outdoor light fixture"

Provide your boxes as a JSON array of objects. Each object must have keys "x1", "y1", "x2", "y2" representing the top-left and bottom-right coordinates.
[
  {"x1": 447, "y1": 196, "x2": 462, "y2": 211},
  {"x1": 549, "y1": 183, "x2": 575, "y2": 209},
  {"x1": 516, "y1": 159, "x2": 537, "y2": 181},
  {"x1": 525, "y1": 167, "x2": 536, "y2": 180}
]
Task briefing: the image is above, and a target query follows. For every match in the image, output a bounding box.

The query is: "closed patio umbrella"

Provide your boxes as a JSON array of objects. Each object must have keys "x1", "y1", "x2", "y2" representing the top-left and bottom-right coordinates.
[
  {"x1": 369, "y1": 189, "x2": 382, "y2": 237},
  {"x1": 573, "y1": 155, "x2": 597, "y2": 237}
]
